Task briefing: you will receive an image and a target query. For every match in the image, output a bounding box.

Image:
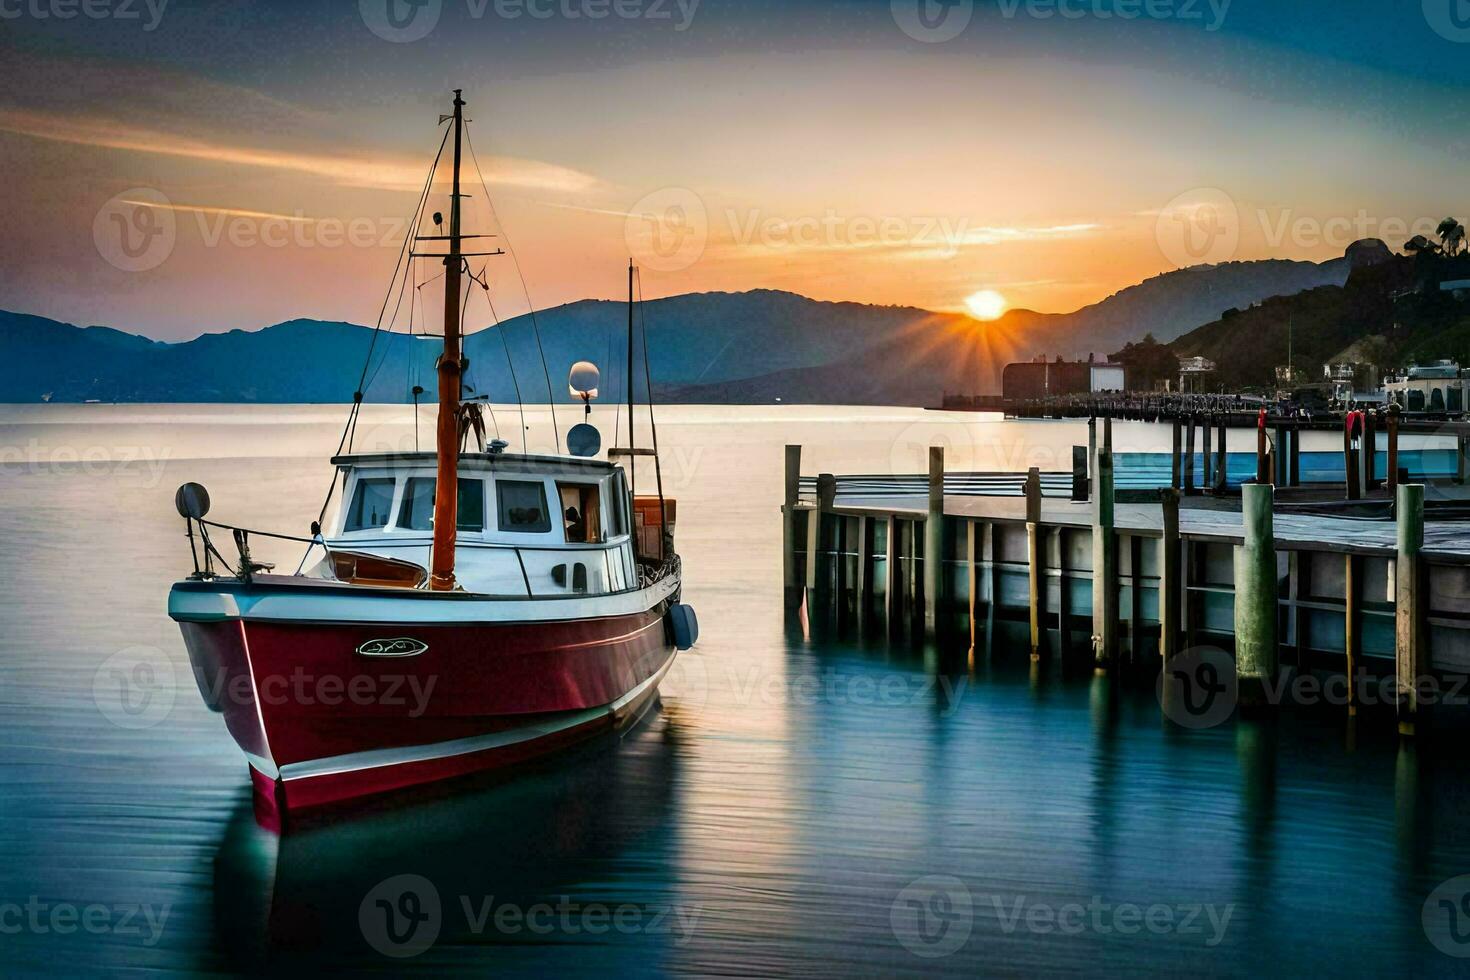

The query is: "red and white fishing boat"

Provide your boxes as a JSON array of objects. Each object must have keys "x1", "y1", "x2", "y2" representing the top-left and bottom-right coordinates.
[{"x1": 167, "y1": 91, "x2": 696, "y2": 822}]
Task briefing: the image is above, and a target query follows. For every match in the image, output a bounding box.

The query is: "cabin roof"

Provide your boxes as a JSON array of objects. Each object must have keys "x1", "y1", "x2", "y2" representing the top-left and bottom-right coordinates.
[{"x1": 331, "y1": 451, "x2": 615, "y2": 475}]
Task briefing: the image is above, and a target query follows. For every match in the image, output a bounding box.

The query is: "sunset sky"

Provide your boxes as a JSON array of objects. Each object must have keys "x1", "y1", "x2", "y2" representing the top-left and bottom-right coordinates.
[{"x1": 1, "y1": 0, "x2": 1467, "y2": 340}]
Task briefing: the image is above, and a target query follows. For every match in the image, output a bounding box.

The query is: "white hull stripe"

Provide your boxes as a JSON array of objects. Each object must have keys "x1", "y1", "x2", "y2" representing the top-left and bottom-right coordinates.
[
  {"x1": 171, "y1": 574, "x2": 678, "y2": 625},
  {"x1": 271, "y1": 656, "x2": 674, "y2": 783}
]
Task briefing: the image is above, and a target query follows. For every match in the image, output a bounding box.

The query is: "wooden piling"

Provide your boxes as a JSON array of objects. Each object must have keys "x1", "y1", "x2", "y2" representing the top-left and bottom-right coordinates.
[
  {"x1": 1092, "y1": 448, "x2": 1118, "y2": 671},
  {"x1": 782, "y1": 445, "x2": 802, "y2": 607},
  {"x1": 1215, "y1": 422, "x2": 1228, "y2": 492},
  {"x1": 1344, "y1": 420, "x2": 1360, "y2": 501},
  {"x1": 1025, "y1": 467, "x2": 1043, "y2": 661},
  {"x1": 1202, "y1": 421, "x2": 1213, "y2": 491},
  {"x1": 1344, "y1": 553, "x2": 1361, "y2": 717},
  {"x1": 1235, "y1": 482, "x2": 1278, "y2": 708},
  {"x1": 808, "y1": 473, "x2": 836, "y2": 597},
  {"x1": 1396, "y1": 483, "x2": 1424, "y2": 737},
  {"x1": 923, "y1": 446, "x2": 945, "y2": 642},
  {"x1": 967, "y1": 520, "x2": 979, "y2": 656},
  {"x1": 1287, "y1": 425, "x2": 1301, "y2": 488},
  {"x1": 884, "y1": 518, "x2": 901, "y2": 638},
  {"x1": 1184, "y1": 418, "x2": 1196, "y2": 493},
  {"x1": 1256, "y1": 412, "x2": 1270, "y2": 485},
  {"x1": 1361, "y1": 412, "x2": 1377, "y2": 492},
  {"x1": 1386, "y1": 405, "x2": 1400, "y2": 493},
  {"x1": 1159, "y1": 488, "x2": 1181, "y2": 664},
  {"x1": 856, "y1": 515, "x2": 872, "y2": 632},
  {"x1": 1171, "y1": 417, "x2": 1182, "y2": 490}
]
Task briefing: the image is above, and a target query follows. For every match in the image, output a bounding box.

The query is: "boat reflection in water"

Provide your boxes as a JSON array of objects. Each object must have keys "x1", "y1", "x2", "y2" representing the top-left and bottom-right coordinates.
[{"x1": 210, "y1": 706, "x2": 682, "y2": 971}]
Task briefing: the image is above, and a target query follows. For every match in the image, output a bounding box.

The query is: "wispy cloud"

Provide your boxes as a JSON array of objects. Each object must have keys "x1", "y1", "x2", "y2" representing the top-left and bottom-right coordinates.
[
  {"x1": 0, "y1": 107, "x2": 600, "y2": 193},
  {"x1": 120, "y1": 200, "x2": 314, "y2": 223}
]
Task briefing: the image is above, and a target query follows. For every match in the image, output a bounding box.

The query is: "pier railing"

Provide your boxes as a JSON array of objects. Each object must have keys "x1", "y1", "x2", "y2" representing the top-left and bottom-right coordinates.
[{"x1": 782, "y1": 442, "x2": 1470, "y2": 737}]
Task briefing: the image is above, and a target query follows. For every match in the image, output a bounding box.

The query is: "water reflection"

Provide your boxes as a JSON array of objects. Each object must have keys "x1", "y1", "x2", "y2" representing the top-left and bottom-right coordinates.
[{"x1": 210, "y1": 711, "x2": 681, "y2": 972}]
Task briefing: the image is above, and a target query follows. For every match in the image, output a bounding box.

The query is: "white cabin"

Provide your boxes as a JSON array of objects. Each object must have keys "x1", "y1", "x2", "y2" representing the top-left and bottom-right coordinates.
[{"x1": 316, "y1": 451, "x2": 648, "y2": 597}]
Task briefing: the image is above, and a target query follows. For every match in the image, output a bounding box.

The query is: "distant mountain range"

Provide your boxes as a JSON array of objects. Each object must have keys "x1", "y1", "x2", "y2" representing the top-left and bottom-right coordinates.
[{"x1": 0, "y1": 249, "x2": 1359, "y2": 406}]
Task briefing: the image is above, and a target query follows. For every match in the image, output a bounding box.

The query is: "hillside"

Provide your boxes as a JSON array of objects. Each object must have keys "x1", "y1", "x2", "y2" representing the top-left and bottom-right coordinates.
[
  {"x1": 1170, "y1": 251, "x2": 1470, "y2": 390},
  {"x1": 0, "y1": 251, "x2": 1359, "y2": 404}
]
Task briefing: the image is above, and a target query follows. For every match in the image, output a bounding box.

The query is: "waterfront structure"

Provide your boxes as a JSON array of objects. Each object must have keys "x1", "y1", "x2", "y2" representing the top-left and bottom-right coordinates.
[
  {"x1": 1001, "y1": 356, "x2": 1126, "y2": 401},
  {"x1": 1178, "y1": 356, "x2": 1216, "y2": 393},
  {"x1": 1383, "y1": 361, "x2": 1469, "y2": 414}
]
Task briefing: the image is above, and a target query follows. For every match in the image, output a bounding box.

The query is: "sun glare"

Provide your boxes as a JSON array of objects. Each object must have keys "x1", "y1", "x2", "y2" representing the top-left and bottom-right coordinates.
[{"x1": 964, "y1": 289, "x2": 1008, "y2": 321}]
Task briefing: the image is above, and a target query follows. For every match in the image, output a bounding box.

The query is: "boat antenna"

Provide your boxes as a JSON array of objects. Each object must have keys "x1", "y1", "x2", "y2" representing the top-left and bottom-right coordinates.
[{"x1": 428, "y1": 88, "x2": 467, "y2": 592}]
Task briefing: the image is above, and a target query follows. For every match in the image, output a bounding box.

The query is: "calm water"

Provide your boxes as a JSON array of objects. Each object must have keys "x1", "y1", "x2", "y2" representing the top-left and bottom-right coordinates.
[{"x1": 2, "y1": 404, "x2": 1469, "y2": 977}]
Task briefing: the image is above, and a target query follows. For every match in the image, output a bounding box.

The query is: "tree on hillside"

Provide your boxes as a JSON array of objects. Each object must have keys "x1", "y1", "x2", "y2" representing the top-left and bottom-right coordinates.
[
  {"x1": 1437, "y1": 217, "x2": 1466, "y2": 256},
  {"x1": 1406, "y1": 234, "x2": 1441, "y2": 256},
  {"x1": 1110, "y1": 334, "x2": 1179, "y2": 392}
]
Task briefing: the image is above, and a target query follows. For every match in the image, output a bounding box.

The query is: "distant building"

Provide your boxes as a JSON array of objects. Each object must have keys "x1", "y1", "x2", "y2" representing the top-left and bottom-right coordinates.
[
  {"x1": 1177, "y1": 356, "x2": 1216, "y2": 393},
  {"x1": 1383, "y1": 360, "x2": 1469, "y2": 414},
  {"x1": 1324, "y1": 362, "x2": 1382, "y2": 407},
  {"x1": 1001, "y1": 355, "x2": 1126, "y2": 400}
]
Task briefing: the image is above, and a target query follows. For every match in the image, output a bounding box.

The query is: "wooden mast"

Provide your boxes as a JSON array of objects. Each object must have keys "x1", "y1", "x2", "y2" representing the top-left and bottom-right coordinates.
[
  {"x1": 429, "y1": 89, "x2": 466, "y2": 592},
  {"x1": 627, "y1": 259, "x2": 636, "y2": 501}
]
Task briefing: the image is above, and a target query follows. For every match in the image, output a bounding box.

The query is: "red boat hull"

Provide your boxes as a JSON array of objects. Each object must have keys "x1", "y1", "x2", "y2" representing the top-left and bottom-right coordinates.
[{"x1": 176, "y1": 590, "x2": 676, "y2": 815}]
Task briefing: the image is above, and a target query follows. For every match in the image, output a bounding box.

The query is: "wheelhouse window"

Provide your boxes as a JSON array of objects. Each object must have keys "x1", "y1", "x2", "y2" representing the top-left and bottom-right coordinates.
[
  {"x1": 609, "y1": 471, "x2": 629, "y2": 537},
  {"x1": 397, "y1": 477, "x2": 485, "y2": 532},
  {"x1": 496, "y1": 480, "x2": 551, "y2": 533},
  {"x1": 344, "y1": 478, "x2": 396, "y2": 532},
  {"x1": 558, "y1": 482, "x2": 603, "y2": 543}
]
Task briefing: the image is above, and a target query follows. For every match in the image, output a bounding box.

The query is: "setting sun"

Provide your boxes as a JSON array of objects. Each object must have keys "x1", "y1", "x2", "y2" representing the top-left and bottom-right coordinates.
[{"x1": 964, "y1": 289, "x2": 1009, "y2": 321}]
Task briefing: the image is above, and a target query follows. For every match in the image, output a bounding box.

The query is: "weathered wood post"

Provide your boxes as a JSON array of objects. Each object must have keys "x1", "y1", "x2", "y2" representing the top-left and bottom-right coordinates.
[
  {"x1": 1171, "y1": 417, "x2": 1183, "y2": 490},
  {"x1": 808, "y1": 473, "x2": 837, "y2": 603},
  {"x1": 1072, "y1": 446, "x2": 1088, "y2": 502},
  {"x1": 1256, "y1": 410, "x2": 1271, "y2": 485},
  {"x1": 967, "y1": 521, "x2": 980, "y2": 657},
  {"x1": 1344, "y1": 414, "x2": 1361, "y2": 500},
  {"x1": 884, "y1": 518, "x2": 902, "y2": 638},
  {"x1": 1344, "y1": 554, "x2": 1361, "y2": 717},
  {"x1": 1214, "y1": 421, "x2": 1228, "y2": 492},
  {"x1": 1089, "y1": 416, "x2": 1098, "y2": 497},
  {"x1": 923, "y1": 446, "x2": 945, "y2": 643},
  {"x1": 856, "y1": 516, "x2": 872, "y2": 634},
  {"x1": 1235, "y1": 482, "x2": 1278, "y2": 708},
  {"x1": 1395, "y1": 483, "x2": 1425, "y2": 737},
  {"x1": 1184, "y1": 417, "x2": 1196, "y2": 493},
  {"x1": 1092, "y1": 447, "x2": 1119, "y2": 672},
  {"x1": 1361, "y1": 411, "x2": 1377, "y2": 492},
  {"x1": 1160, "y1": 488, "x2": 1181, "y2": 665},
  {"x1": 1202, "y1": 420, "x2": 1213, "y2": 490},
  {"x1": 1288, "y1": 424, "x2": 1301, "y2": 487},
  {"x1": 782, "y1": 445, "x2": 803, "y2": 607},
  {"x1": 1025, "y1": 467, "x2": 1044, "y2": 662},
  {"x1": 1386, "y1": 405, "x2": 1400, "y2": 494}
]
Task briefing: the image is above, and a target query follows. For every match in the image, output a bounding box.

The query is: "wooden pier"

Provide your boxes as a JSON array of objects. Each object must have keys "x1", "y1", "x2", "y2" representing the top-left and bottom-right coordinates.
[{"x1": 782, "y1": 442, "x2": 1470, "y2": 733}]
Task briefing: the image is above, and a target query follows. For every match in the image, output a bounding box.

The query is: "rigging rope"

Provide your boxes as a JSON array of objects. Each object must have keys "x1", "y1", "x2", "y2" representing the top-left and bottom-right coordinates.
[{"x1": 464, "y1": 125, "x2": 561, "y2": 453}]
